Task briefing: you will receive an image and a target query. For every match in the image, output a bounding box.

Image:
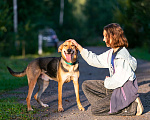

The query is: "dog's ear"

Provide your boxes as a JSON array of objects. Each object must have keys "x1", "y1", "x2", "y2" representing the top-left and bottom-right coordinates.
[{"x1": 58, "y1": 44, "x2": 63, "y2": 52}]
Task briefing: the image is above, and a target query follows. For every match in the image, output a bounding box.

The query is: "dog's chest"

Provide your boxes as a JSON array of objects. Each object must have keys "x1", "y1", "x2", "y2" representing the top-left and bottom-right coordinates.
[
  {"x1": 61, "y1": 62, "x2": 78, "y2": 72},
  {"x1": 61, "y1": 63, "x2": 79, "y2": 83}
]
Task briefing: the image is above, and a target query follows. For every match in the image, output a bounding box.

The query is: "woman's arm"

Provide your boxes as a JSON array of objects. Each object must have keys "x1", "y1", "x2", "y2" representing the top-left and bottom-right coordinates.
[
  {"x1": 104, "y1": 59, "x2": 134, "y2": 89},
  {"x1": 68, "y1": 39, "x2": 110, "y2": 68},
  {"x1": 68, "y1": 39, "x2": 83, "y2": 52}
]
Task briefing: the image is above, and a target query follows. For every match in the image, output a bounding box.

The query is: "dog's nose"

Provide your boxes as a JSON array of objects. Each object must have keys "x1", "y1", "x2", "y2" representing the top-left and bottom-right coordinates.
[{"x1": 67, "y1": 49, "x2": 72, "y2": 53}]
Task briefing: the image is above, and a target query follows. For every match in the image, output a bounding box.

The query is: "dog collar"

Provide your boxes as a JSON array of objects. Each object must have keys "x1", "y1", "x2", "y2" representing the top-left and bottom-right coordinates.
[{"x1": 65, "y1": 60, "x2": 78, "y2": 65}]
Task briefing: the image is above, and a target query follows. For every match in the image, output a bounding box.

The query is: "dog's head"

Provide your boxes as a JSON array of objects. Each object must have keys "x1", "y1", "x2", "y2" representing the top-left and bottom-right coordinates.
[{"x1": 58, "y1": 40, "x2": 78, "y2": 63}]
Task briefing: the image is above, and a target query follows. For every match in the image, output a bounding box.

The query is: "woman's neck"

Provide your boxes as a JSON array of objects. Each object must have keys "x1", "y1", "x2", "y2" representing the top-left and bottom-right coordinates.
[{"x1": 113, "y1": 47, "x2": 120, "y2": 53}]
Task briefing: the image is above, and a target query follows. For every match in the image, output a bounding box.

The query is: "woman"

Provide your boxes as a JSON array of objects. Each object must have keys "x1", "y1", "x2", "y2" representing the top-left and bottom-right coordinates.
[{"x1": 69, "y1": 23, "x2": 144, "y2": 116}]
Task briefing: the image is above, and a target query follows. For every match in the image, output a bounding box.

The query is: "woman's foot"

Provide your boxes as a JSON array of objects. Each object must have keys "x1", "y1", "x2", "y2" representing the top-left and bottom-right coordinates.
[{"x1": 135, "y1": 97, "x2": 144, "y2": 116}]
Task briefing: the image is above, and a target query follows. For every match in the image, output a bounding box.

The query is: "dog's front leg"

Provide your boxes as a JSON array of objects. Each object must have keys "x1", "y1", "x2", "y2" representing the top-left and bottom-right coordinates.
[
  {"x1": 73, "y1": 80, "x2": 85, "y2": 111},
  {"x1": 58, "y1": 80, "x2": 64, "y2": 112}
]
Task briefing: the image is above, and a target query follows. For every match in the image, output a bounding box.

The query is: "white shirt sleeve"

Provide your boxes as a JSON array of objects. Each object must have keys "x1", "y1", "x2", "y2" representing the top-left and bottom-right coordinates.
[{"x1": 80, "y1": 48, "x2": 110, "y2": 68}]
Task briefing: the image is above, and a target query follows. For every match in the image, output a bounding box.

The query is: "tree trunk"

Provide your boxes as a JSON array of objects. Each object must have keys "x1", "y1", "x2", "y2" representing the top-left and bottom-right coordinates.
[
  {"x1": 13, "y1": 0, "x2": 18, "y2": 33},
  {"x1": 59, "y1": 0, "x2": 64, "y2": 26},
  {"x1": 22, "y1": 41, "x2": 25, "y2": 57}
]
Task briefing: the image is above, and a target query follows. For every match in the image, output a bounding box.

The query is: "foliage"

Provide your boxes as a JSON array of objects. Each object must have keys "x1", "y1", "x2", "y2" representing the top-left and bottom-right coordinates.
[
  {"x1": 84, "y1": 0, "x2": 115, "y2": 35},
  {"x1": 0, "y1": 0, "x2": 115, "y2": 56},
  {"x1": 112, "y1": 0, "x2": 150, "y2": 48},
  {"x1": 0, "y1": 0, "x2": 150, "y2": 56},
  {"x1": 0, "y1": 0, "x2": 14, "y2": 56}
]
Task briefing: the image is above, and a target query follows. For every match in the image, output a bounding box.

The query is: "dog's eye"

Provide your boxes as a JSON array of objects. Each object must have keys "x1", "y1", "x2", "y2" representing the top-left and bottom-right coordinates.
[
  {"x1": 64, "y1": 45, "x2": 67, "y2": 47},
  {"x1": 71, "y1": 45, "x2": 75, "y2": 47}
]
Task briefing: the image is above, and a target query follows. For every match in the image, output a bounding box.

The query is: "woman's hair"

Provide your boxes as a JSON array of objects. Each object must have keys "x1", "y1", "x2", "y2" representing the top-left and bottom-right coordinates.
[{"x1": 103, "y1": 23, "x2": 128, "y2": 48}]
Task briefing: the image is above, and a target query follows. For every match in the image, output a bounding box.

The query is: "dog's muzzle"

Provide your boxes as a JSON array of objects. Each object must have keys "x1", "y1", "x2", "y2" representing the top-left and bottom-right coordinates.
[
  {"x1": 67, "y1": 49, "x2": 72, "y2": 53},
  {"x1": 64, "y1": 49, "x2": 74, "y2": 62}
]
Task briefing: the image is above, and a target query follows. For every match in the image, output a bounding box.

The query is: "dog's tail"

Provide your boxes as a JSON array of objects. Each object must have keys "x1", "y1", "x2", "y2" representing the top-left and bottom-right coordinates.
[{"x1": 7, "y1": 66, "x2": 26, "y2": 77}]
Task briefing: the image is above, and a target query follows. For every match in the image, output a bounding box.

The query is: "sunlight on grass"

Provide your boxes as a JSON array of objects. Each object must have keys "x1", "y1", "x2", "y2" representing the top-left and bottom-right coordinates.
[{"x1": 0, "y1": 97, "x2": 39, "y2": 119}]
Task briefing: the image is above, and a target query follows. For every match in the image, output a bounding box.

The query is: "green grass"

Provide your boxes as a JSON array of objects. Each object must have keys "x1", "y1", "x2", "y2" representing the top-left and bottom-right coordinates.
[
  {"x1": 0, "y1": 57, "x2": 29, "y2": 93},
  {"x1": 0, "y1": 97, "x2": 40, "y2": 120},
  {"x1": 130, "y1": 47, "x2": 150, "y2": 61}
]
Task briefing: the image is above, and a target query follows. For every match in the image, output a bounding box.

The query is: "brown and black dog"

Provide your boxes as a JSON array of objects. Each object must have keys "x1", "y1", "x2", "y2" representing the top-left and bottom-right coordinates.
[{"x1": 7, "y1": 40, "x2": 84, "y2": 112}]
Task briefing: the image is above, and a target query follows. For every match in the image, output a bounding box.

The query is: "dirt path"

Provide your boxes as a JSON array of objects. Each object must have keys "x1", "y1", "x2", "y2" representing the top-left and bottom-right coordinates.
[{"x1": 2, "y1": 46, "x2": 150, "y2": 120}]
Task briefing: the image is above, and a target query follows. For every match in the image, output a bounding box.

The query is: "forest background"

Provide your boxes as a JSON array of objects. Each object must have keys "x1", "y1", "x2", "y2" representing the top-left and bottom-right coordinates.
[{"x1": 0, "y1": 0, "x2": 150, "y2": 57}]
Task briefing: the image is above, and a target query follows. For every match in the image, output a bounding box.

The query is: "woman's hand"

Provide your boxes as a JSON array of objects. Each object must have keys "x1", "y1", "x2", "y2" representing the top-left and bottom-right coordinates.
[
  {"x1": 105, "y1": 76, "x2": 109, "y2": 79},
  {"x1": 67, "y1": 39, "x2": 83, "y2": 52},
  {"x1": 68, "y1": 39, "x2": 78, "y2": 47}
]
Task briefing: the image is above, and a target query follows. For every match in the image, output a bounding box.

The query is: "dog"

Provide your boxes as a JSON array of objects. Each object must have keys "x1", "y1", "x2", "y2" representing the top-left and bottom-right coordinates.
[{"x1": 7, "y1": 40, "x2": 85, "y2": 112}]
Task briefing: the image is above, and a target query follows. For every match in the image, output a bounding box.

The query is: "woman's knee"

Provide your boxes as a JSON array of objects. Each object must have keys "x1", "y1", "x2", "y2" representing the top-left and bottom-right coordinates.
[
  {"x1": 82, "y1": 80, "x2": 89, "y2": 91},
  {"x1": 82, "y1": 80, "x2": 103, "y2": 91}
]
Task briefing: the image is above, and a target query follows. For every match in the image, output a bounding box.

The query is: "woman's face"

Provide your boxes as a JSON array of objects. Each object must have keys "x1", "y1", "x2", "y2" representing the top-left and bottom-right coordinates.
[{"x1": 103, "y1": 30, "x2": 112, "y2": 47}]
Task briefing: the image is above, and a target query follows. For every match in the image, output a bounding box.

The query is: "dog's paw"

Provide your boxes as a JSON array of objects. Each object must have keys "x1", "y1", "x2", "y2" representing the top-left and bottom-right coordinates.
[
  {"x1": 58, "y1": 107, "x2": 64, "y2": 112},
  {"x1": 42, "y1": 103, "x2": 49, "y2": 107},
  {"x1": 28, "y1": 108, "x2": 33, "y2": 111},
  {"x1": 78, "y1": 106, "x2": 85, "y2": 111}
]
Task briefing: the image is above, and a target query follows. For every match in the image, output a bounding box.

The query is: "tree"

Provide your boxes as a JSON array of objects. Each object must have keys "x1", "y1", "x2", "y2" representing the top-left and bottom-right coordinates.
[
  {"x1": 112, "y1": 0, "x2": 150, "y2": 48},
  {"x1": 0, "y1": 0, "x2": 14, "y2": 56},
  {"x1": 84, "y1": 0, "x2": 115, "y2": 35}
]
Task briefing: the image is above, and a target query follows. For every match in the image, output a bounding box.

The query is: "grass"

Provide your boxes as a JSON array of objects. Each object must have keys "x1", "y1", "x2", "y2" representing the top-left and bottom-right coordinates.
[
  {"x1": 130, "y1": 47, "x2": 150, "y2": 61},
  {"x1": 0, "y1": 57, "x2": 29, "y2": 93},
  {"x1": 0, "y1": 97, "x2": 40, "y2": 120}
]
